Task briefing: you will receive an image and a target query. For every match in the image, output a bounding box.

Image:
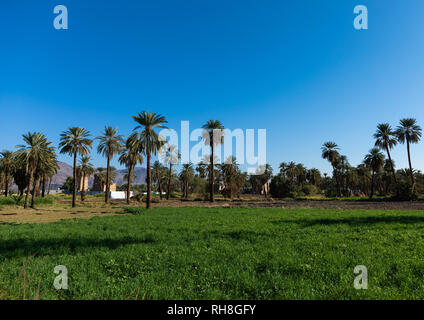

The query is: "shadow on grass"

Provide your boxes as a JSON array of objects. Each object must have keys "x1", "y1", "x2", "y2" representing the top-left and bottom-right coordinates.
[
  {"x1": 272, "y1": 215, "x2": 424, "y2": 227},
  {"x1": 0, "y1": 236, "x2": 156, "y2": 258}
]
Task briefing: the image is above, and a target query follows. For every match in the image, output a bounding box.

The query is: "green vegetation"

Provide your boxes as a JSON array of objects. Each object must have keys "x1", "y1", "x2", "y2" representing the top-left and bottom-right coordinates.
[{"x1": 1, "y1": 207, "x2": 424, "y2": 300}]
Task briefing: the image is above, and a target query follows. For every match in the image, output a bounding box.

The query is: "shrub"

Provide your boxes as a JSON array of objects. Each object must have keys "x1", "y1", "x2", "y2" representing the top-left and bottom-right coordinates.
[
  {"x1": 393, "y1": 180, "x2": 419, "y2": 201},
  {"x1": 270, "y1": 175, "x2": 302, "y2": 199},
  {"x1": 0, "y1": 197, "x2": 16, "y2": 206},
  {"x1": 302, "y1": 184, "x2": 319, "y2": 196}
]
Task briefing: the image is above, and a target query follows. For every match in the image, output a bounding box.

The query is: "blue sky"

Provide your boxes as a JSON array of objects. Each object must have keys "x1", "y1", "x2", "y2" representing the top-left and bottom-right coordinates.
[{"x1": 1, "y1": 0, "x2": 423, "y2": 175}]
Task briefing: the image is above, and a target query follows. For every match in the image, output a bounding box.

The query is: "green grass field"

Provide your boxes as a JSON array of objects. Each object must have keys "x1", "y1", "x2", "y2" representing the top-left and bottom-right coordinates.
[{"x1": 1, "y1": 207, "x2": 424, "y2": 300}]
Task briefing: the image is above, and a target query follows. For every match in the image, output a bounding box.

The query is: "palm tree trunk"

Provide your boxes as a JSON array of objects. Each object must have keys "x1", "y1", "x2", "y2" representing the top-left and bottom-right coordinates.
[
  {"x1": 370, "y1": 171, "x2": 375, "y2": 199},
  {"x1": 31, "y1": 176, "x2": 40, "y2": 208},
  {"x1": 406, "y1": 139, "x2": 414, "y2": 185},
  {"x1": 167, "y1": 163, "x2": 172, "y2": 200},
  {"x1": 81, "y1": 173, "x2": 86, "y2": 201},
  {"x1": 105, "y1": 155, "x2": 110, "y2": 204},
  {"x1": 24, "y1": 170, "x2": 34, "y2": 209},
  {"x1": 146, "y1": 147, "x2": 151, "y2": 209},
  {"x1": 158, "y1": 176, "x2": 162, "y2": 200},
  {"x1": 4, "y1": 167, "x2": 9, "y2": 197},
  {"x1": 72, "y1": 152, "x2": 77, "y2": 208},
  {"x1": 126, "y1": 166, "x2": 132, "y2": 205},
  {"x1": 41, "y1": 175, "x2": 46, "y2": 198},
  {"x1": 385, "y1": 146, "x2": 397, "y2": 184},
  {"x1": 332, "y1": 165, "x2": 341, "y2": 197},
  {"x1": 47, "y1": 178, "x2": 52, "y2": 195},
  {"x1": 210, "y1": 141, "x2": 214, "y2": 202}
]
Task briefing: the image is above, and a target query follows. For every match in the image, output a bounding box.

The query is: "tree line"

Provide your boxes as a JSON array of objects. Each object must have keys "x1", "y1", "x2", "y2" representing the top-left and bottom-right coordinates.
[{"x1": 0, "y1": 115, "x2": 422, "y2": 207}]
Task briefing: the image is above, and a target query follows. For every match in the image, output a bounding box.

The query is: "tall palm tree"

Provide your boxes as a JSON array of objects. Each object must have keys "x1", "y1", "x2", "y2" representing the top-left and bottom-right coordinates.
[
  {"x1": 0, "y1": 150, "x2": 14, "y2": 196},
  {"x1": 321, "y1": 141, "x2": 341, "y2": 197},
  {"x1": 119, "y1": 133, "x2": 143, "y2": 205},
  {"x1": 77, "y1": 156, "x2": 94, "y2": 201},
  {"x1": 15, "y1": 133, "x2": 52, "y2": 209},
  {"x1": 161, "y1": 144, "x2": 180, "y2": 200},
  {"x1": 132, "y1": 111, "x2": 168, "y2": 209},
  {"x1": 59, "y1": 127, "x2": 93, "y2": 208},
  {"x1": 374, "y1": 123, "x2": 397, "y2": 183},
  {"x1": 364, "y1": 148, "x2": 385, "y2": 199},
  {"x1": 202, "y1": 120, "x2": 224, "y2": 202},
  {"x1": 395, "y1": 118, "x2": 422, "y2": 185},
  {"x1": 96, "y1": 126, "x2": 124, "y2": 204}
]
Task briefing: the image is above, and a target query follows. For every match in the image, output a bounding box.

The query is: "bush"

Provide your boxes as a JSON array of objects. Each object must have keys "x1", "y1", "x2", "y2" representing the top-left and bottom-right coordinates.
[
  {"x1": 302, "y1": 184, "x2": 319, "y2": 196},
  {"x1": 270, "y1": 175, "x2": 302, "y2": 199},
  {"x1": 393, "y1": 180, "x2": 419, "y2": 201},
  {"x1": 0, "y1": 196, "x2": 54, "y2": 206},
  {"x1": 0, "y1": 197, "x2": 17, "y2": 206}
]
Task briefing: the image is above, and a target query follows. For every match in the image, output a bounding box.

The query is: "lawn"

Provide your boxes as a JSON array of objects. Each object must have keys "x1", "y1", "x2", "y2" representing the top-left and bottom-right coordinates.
[{"x1": 1, "y1": 207, "x2": 424, "y2": 300}]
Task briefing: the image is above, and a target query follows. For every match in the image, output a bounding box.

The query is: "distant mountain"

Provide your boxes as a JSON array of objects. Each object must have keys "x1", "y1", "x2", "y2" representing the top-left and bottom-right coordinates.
[
  {"x1": 51, "y1": 162, "x2": 147, "y2": 187},
  {"x1": 50, "y1": 161, "x2": 73, "y2": 186},
  {"x1": 10, "y1": 162, "x2": 147, "y2": 190}
]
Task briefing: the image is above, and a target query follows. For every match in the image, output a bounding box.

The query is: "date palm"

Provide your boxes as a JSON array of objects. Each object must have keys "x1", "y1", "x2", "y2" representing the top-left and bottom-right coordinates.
[
  {"x1": 96, "y1": 126, "x2": 124, "y2": 204},
  {"x1": 15, "y1": 133, "x2": 52, "y2": 209},
  {"x1": 161, "y1": 144, "x2": 180, "y2": 200},
  {"x1": 77, "y1": 156, "x2": 94, "y2": 201},
  {"x1": 202, "y1": 120, "x2": 224, "y2": 202},
  {"x1": 119, "y1": 133, "x2": 144, "y2": 204},
  {"x1": 179, "y1": 163, "x2": 194, "y2": 199},
  {"x1": 59, "y1": 127, "x2": 93, "y2": 208},
  {"x1": 364, "y1": 148, "x2": 385, "y2": 199},
  {"x1": 395, "y1": 118, "x2": 422, "y2": 185},
  {"x1": 152, "y1": 161, "x2": 166, "y2": 199},
  {"x1": 132, "y1": 111, "x2": 168, "y2": 209},
  {"x1": 321, "y1": 141, "x2": 341, "y2": 197},
  {"x1": 0, "y1": 150, "x2": 14, "y2": 196},
  {"x1": 374, "y1": 123, "x2": 397, "y2": 183}
]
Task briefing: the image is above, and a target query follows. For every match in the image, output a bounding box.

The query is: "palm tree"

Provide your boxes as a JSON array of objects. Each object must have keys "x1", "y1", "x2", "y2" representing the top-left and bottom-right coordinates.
[
  {"x1": 119, "y1": 133, "x2": 143, "y2": 205},
  {"x1": 374, "y1": 123, "x2": 397, "y2": 183},
  {"x1": 132, "y1": 111, "x2": 168, "y2": 209},
  {"x1": 96, "y1": 126, "x2": 124, "y2": 204},
  {"x1": 77, "y1": 156, "x2": 94, "y2": 201},
  {"x1": 307, "y1": 168, "x2": 322, "y2": 186},
  {"x1": 0, "y1": 150, "x2": 14, "y2": 196},
  {"x1": 59, "y1": 127, "x2": 93, "y2": 208},
  {"x1": 31, "y1": 144, "x2": 56, "y2": 207},
  {"x1": 43, "y1": 158, "x2": 59, "y2": 197},
  {"x1": 179, "y1": 163, "x2": 194, "y2": 199},
  {"x1": 202, "y1": 120, "x2": 224, "y2": 202},
  {"x1": 395, "y1": 118, "x2": 422, "y2": 185},
  {"x1": 15, "y1": 133, "x2": 52, "y2": 209},
  {"x1": 321, "y1": 141, "x2": 341, "y2": 196},
  {"x1": 152, "y1": 161, "x2": 166, "y2": 199},
  {"x1": 161, "y1": 144, "x2": 180, "y2": 200},
  {"x1": 364, "y1": 148, "x2": 385, "y2": 199}
]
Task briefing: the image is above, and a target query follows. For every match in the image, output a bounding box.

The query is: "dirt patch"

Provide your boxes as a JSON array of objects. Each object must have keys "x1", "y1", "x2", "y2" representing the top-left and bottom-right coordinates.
[
  {"x1": 0, "y1": 205, "x2": 127, "y2": 224},
  {"x1": 1, "y1": 199, "x2": 423, "y2": 224}
]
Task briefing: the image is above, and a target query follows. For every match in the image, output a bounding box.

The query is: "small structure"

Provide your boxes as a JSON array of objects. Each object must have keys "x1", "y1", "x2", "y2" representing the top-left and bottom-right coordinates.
[{"x1": 110, "y1": 191, "x2": 133, "y2": 200}]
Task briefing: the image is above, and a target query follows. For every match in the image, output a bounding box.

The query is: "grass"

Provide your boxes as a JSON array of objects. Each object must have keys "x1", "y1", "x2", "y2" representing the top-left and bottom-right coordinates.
[
  {"x1": 1, "y1": 206, "x2": 424, "y2": 299},
  {"x1": 0, "y1": 196, "x2": 54, "y2": 207}
]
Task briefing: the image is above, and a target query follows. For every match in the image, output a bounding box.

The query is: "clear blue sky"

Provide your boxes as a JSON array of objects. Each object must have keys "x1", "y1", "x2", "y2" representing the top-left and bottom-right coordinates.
[{"x1": 1, "y1": 0, "x2": 423, "y2": 175}]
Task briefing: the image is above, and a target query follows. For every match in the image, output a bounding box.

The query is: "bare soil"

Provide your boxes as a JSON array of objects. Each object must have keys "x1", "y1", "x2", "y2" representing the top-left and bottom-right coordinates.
[{"x1": 1, "y1": 199, "x2": 423, "y2": 224}]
